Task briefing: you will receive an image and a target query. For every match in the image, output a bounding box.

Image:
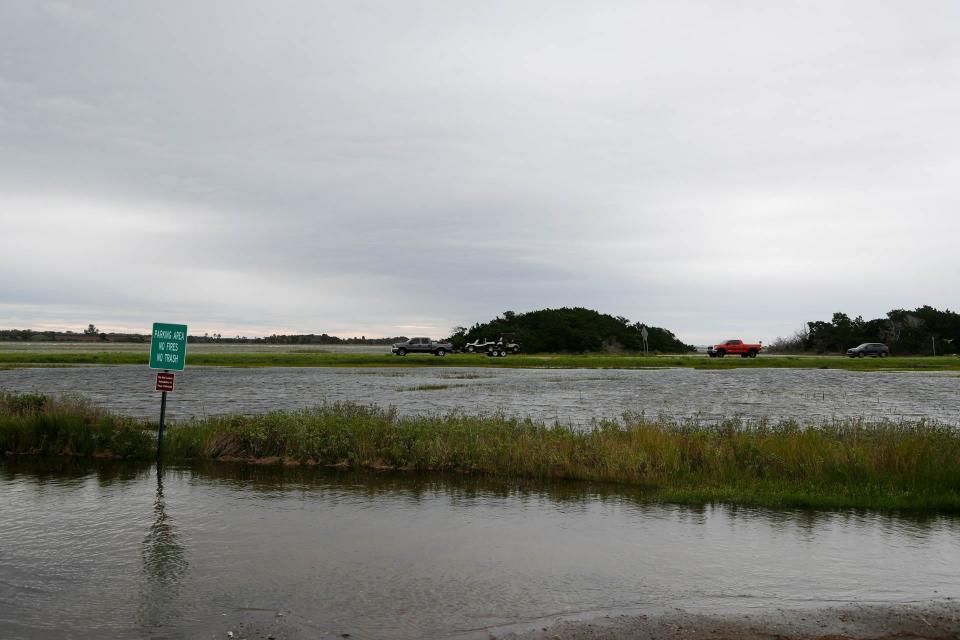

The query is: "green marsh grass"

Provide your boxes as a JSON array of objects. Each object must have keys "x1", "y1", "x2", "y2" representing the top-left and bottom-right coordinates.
[
  {"x1": 0, "y1": 392, "x2": 153, "y2": 458},
  {"x1": 1, "y1": 350, "x2": 959, "y2": 371},
  {"x1": 2, "y1": 392, "x2": 959, "y2": 510}
]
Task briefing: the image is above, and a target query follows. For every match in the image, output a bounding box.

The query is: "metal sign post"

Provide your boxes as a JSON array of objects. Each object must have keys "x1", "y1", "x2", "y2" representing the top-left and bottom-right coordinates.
[
  {"x1": 150, "y1": 323, "x2": 187, "y2": 461},
  {"x1": 157, "y1": 375, "x2": 168, "y2": 461}
]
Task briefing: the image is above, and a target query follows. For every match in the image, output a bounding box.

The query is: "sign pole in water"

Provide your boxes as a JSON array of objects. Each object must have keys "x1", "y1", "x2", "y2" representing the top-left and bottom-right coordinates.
[
  {"x1": 150, "y1": 322, "x2": 187, "y2": 461},
  {"x1": 157, "y1": 378, "x2": 168, "y2": 459}
]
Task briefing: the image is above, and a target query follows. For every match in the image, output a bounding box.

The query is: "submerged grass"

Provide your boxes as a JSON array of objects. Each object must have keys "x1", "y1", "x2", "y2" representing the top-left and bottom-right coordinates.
[
  {"x1": 2, "y1": 392, "x2": 959, "y2": 511},
  {"x1": 398, "y1": 383, "x2": 467, "y2": 392},
  {"x1": 1, "y1": 350, "x2": 960, "y2": 371}
]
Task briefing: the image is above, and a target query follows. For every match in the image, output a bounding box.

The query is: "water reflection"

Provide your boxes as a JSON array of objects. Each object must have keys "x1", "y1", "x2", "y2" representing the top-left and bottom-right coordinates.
[
  {"x1": 2, "y1": 458, "x2": 956, "y2": 533},
  {"x1": 0, "y1": 457, "x2": 150, "y2": 494},
  {"x1": 183, "y1": 462, "x2": 958, "y2": 530},
  {"x1": 138, "y1": 464, "x2": 188, "y2": 633},
  {"x1": 1, "y1": 459, "x2": 959, "y2": 640}
]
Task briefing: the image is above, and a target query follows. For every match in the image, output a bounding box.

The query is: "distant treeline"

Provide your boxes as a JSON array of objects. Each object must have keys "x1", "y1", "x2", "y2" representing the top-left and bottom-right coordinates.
[
  {"x1": 191, "y1": 333, "x2": 405, "y2": 345},
  {"x1": 770, "y1": 306, "x2": 959, "y2": 355},
  {"x1": 0, "y1": 329, "x2": 115, "y2": 342},
  {"x1": 0, "y1": 328, "x2": 405, "y2": 346},
  {"x1": 448, "y1": 307, "x2": 696, "y2": 354}
]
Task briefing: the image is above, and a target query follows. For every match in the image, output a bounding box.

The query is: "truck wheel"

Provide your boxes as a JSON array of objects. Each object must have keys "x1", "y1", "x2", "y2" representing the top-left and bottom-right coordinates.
[
  {"x1": 435, "y1": 348, "x2": 445, "y2": 356},
  {"x1": 512, "y1": 346, "x2": 520, "y2": 353},
  {"x1": 748, "y1": 349, "x2": 757, "y2": 358},
  {"x1": 467, "y1": 346, "x2": 475, "y2": 353},
  {"x1": 717, "y1": 350, "x2": 725, "y2": 358},
  {"x1": 879, "y1": 352, "x2": 887, "y2": 357},
  {"x1": 499, "y1": 350, "x2": 507, "y2": 357},
  {"x1": 859, "y1": 352, "x2": 866, "y2": 358},
  {"x1": 397, "y1": 348, "x2": 406, "y2": 356}
]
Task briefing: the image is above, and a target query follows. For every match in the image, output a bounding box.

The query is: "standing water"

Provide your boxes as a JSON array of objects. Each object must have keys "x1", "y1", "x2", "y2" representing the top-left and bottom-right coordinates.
[
  {"x1": 1, "y1": 460, "x2": 958, "y2": 639},
  {"x1": 2, "y1": 365, "x2": 958, "y2": 425}
]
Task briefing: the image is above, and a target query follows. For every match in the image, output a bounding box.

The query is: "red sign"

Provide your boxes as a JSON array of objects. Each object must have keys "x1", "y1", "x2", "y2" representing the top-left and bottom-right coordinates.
[{"x1": 155, "y1": 372, "x2": 175, "y2": 392}]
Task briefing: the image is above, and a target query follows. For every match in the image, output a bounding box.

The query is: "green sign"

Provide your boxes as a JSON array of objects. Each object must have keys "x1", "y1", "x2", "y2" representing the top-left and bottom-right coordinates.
[{"x1": 150, "y1": 322, "x2": 188, "y2": 371}]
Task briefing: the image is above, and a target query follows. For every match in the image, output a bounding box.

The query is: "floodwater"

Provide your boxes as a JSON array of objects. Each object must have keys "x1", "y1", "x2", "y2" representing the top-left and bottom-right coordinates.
[
  {"x1": 1, "y1": 460, "x2": 958, "y2": 640},
  {"x1": 1, "y1": 365, "x2": 958, "y2": 425}
]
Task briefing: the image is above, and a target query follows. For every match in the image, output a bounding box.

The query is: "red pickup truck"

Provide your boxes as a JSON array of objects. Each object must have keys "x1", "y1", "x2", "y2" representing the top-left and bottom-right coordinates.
[{"x1": 707, "y1": 339, "x2": 762, "y2": 358}]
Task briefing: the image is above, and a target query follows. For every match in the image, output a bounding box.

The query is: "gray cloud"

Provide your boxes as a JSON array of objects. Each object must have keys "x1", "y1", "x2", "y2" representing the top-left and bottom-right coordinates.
[{"x1": 1, "y1": 1, "x2": 958, "y2": 342}]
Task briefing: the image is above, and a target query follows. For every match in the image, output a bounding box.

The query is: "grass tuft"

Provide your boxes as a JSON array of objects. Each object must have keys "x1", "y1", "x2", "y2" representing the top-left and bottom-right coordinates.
[{"x1": 0, "y1": 392, "x2": 153, "y2": 458}]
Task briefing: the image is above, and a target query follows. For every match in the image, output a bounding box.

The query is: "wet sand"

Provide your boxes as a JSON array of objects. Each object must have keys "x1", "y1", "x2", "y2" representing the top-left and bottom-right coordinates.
[
  {"x1": 503, "y1": 602, "x2": 960, "y2": 640},
  {"x1": 205, "y1": 601, "x2": 960, "y2": 639}
]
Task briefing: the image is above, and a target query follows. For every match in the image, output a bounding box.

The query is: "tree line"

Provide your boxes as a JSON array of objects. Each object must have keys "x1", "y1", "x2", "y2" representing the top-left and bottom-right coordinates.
[
  {"x1": 0, "y1": 328, "x2": 111, "y2": 342},
  {"x1": 447, "y1": 307, "x2": 696, "y2": 353},
  {"x1": 211, "y1": 334, "x2": 405, "y2": 345},
  {"x1": 769, "y1": 305, "x2": 959, "y2": 355},
  {"x1": 0, "y1": 328, "x2": 405, "y2": 346}
]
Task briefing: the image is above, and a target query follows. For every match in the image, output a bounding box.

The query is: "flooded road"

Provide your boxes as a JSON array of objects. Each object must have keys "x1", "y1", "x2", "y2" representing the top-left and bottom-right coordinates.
[
  {"x1": 1, "y1": 460, "x2": 958, "y2": 640},
  {"x1": 1, "y1": 365, "x2": 958, "y2": 425}
]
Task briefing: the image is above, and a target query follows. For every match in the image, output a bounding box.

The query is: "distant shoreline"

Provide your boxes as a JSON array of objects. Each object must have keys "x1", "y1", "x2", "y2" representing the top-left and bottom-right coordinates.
[{"x1": 0, "y1": 344, "x2": 958, "y2": 371}]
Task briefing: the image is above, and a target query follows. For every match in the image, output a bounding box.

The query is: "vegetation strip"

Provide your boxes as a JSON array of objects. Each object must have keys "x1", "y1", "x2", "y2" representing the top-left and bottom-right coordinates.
[
  {"x1": 3, "y1": 392, "x2": 959, "y2": 511},
  {"x1": 1, "y1": 351, "x2": 960, "y2": 371}
]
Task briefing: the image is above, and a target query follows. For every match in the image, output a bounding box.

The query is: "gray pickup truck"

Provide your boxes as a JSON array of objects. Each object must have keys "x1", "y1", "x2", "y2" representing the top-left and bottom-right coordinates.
[{"x1": 391, "y1": 337, "x2": 453, "y2": 356}]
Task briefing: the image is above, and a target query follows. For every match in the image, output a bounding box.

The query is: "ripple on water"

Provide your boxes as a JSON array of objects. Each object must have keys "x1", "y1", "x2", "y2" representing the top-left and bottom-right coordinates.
[{"x1": 1, "y1": 365, "x2": 958, "y2": 425}]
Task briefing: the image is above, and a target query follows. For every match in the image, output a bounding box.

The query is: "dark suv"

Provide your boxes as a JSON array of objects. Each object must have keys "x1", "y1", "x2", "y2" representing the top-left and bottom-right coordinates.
[{"x1": 846, "y1": 343, "x2": 890, "y2": 358}]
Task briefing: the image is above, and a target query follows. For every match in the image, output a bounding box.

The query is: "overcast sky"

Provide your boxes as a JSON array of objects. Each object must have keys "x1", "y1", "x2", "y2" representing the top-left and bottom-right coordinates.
[{"x1": 1, "y1": 1, "x2": 957, "y2": 343}]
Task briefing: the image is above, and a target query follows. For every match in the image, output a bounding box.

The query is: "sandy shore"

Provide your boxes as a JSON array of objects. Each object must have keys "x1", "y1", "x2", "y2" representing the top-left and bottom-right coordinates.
[
  {"x1": 221, "y1": 601, "x2": 960, "y2": 639},
  {"x1": 501, "y1": 601, "x2": 960, "y2": 640}
]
